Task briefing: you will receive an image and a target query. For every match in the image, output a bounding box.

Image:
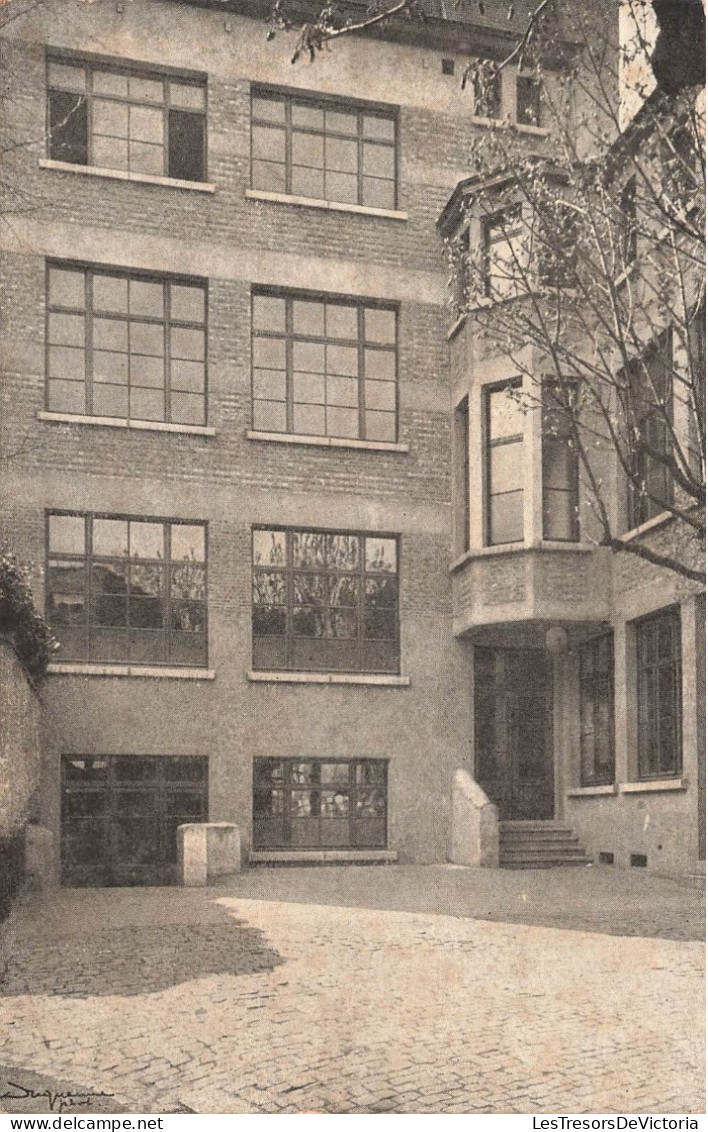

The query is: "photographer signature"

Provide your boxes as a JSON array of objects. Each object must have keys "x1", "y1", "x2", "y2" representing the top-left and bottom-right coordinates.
[{"x1": 0, "y1": 1079, "x2": 115, "y2": 1113}]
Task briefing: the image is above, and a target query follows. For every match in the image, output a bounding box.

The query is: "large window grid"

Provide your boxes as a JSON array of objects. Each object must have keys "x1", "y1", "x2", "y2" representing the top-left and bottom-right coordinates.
[
  {"x1": 47, "y1": 56, "x2": 207, "y2": 181},
  {"x1": 252, "y1": 528, "x2": 399, "y2": 674},
  {"x1": 251, "y1": 87, "x2": 397, "y2": 210},
  {"x1": 485, "y1": 383, "x2": 525, "y2": 546},
  {"x1": 46, "y1": 263, "x2": 207, "y2": 426},
  {"x1": 253, "y1": 758, "x2": 387, "y2": 849},
  {"x1": 579, "y1": 633, "x2": 615, "y2": 786},
  {"x1": 252, "y1": 292, "x2": 397, "y2": 442},
  {"x1": 637, "y1": 608, "x2": 682, "y2": 779},
  {"x1": 47, "y1": 513, "x2": 208, "y2": 667}
]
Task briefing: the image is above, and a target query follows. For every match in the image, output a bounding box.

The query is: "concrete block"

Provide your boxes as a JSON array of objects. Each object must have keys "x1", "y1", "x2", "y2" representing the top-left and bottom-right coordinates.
[
  {"x1": 206, "y1": 822, "x2": 241, "y2": 878},
  {"x1": 450, "y1": 766, "x2": 499, "y2": 868},
  {"x1": 177, "y1": 823, "x2": 241, "y2": 886},
  {"x1": 178, "y1": 824, "x2": 208, "y2": 887}
]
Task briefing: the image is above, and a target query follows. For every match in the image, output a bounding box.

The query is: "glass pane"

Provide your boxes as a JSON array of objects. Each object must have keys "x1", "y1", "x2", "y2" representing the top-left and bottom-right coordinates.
[
  {"x1": 365, "y1": 380, "x2": 395, "y2": 411},
  {"x1": 363, "y1": 143, "x2": 394, "y2": 178},
  {"x1": 253, "y1": 570, "x2": 286, "y2": 606},
  {"x1": 321, "y1": 790, "x2": 349, "y2": 816},
  {"x1": 292, "y1": 132, "x2": 324, "y2": 168},
  {"x1": 326, "y1": 304, "x2": 358, "y2": 340},
  {"x1": 365, "y1": 410, "x2": 396, "y2": 441},
  {"x1": 254, "y1": 760, "x2": 285, "y2": 785},
  {"x1": 93, "y1": 134, "x2": 128, "y2": 170},
  {"x1": 128, "y1": 521, "x2": 163, "y2": 559},
  {"x1": 93, "y1": 274, "x2": 128, "y2": 313},
  {"x1": 93, "y1": 99, "x2": 128, "y2": 138},
  {"x1": 169, "y1": 82, "x2": 205, "y2": 110},
  {"x1": 48, "y1": 313, "x2": 84, "y2": 347},
  {"x1": 253, "y1": 368, "x2": 286, "y2": 401},
  {"x1": 325, "y1": 109, "x2": 358, "y2": 136},
  {"x1": 253, "y1": 401, "x2": 286, "y2": 432},
  {"x1": 93, "y1": 519, "x2": 129, "y2": 558},
  {"x1": 171, "y1": 392, "x2": 204, "y2": 425},
  {"x1": 330, "y1": 575, "x2": 358, "y2": 606},
  {"x1": 327, "y1": 534, "x2": 359, "y2": 570},
  {"x1": 326, "y1": 346, "x2": 358, "y2": 377},
  {"x1": 294, "y1": 574, "x2": 326, "y2": 605},
  {"x1": 489, "y1": 388, "x2": 524, "y2": 439},
  {"x1": 356, "y1": 761, "x2": 386, "y2": 786},
  {"x1": 253, "y1": 529, "x2": 286, "y2": 567},
  {"x1": 364, "y1": 308, "x2": 396, "y2": 344},
  {"x1": 293, "y1": 531, "x2": 327, "y2": 568},
  {"x1": 363, "y1": 115, "x2": 395, "y2": 140},
  {"x1": 130, "y1": 322, "x2": 164, "y2": 356},
  {"x1": 327, "y1": 375, "x2": 358, "y2": 407},
  {"x1": 129, "y1": 141, "x2": 163, "y2": 175},
  {"x1": 49, "y1": 267, "x2": 85, "y2": 308},
  {"x1": 93, "y1": 384, "x2": 129, "y2": 418},
  {"x1": 543, "y1": 489, "x2": 577, "y2": 541},
  {"x1": 327, "y1": 406, "x2": 358, "y2": 438},
  {"x1": 364, "y1": 349, "x2": 396, "y2": 380},
  {"x1": 291, "y1": 165, "x2": 324, "y2": 199},
  {"x1": 325, "y1": 171, "x2": 357, "y2": 204},
  {"x1": 129, "y1": 387, "x2": 163, "y2": 420},
  {"x1": 130, "y1": 561, "x2": 161, "y2": 596},
  {"x1": 93, "y1": 318, "x2": 128, "y2": 352},
  {"x1": 252, "y1": 95, "x2": 285, "y2": 123},
  {"x1": 92, "y1": 70, "x2": 128, "y2": 97},
  {"x1": 48, "y1": 61, "x2": 86, "y2": 92},
  {"x1": 251, "y1": 160, "x2": 286, "y2": 193},
  {"x1": 489, "y1": 491, "x2": 524, "y2": 544},
  {"x1": 253, "y1": 295, "x2": 286, "y2": 333},
  {"x1": 171, "y1": 360, "x2": 205, "y2": 393},
  {"x1": 252, "y1": 124, "x2": 286, "y2": 162},
  {"x1": 130, "y1": 280, "x2": 164, "y2": 317},
  {"x1": 170, "y1": 284, "x2": 205, "y2": 323},
  {"x1": 491, "y1": 442, "x2": 524, "y2": 494},
  {"x1": 129, "y1": 76, "x2": 164, "y2": 103},
  {"x1": 293, "y1": 372, "x2": 325, "y2": 404},
  {"x1": 365, "y1": 537, "x2": 396, "y2": 572},
  {"x1": 49, "y1": 514, "x2": 85, "y2": 554},
  {"x1": 326, "y1": 137, "x2": 357, "y2": 173},
  {"x1": 365, "y1": 576, "x2": 397, "y2": 608},
  {"x1": 293, "y1": 300, "x2": 325, "y2": 336},
  {"x1": 291, "y1": 104, "x2": 323, "y2": 129},
  {"x1": 362, "y1": 177, "x2": 395, "y2": 210},
  {"x1": 253, "y1": 336, "x2": 286, "y2": 369},
  {"x1": 293, "y1": 341, "x2": 325, "y2": 373},
  {"x1": 172, "y1": 524, "x2": 205, "y2": 562},
  {"x1": 293, "y1": 404, "x2": 326, "y2": 436},
  {"x1": 48, "y1": 346, "x2": 84, "y2": 381}
]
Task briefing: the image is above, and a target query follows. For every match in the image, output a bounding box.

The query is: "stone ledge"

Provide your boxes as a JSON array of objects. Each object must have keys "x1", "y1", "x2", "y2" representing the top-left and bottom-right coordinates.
[
  {"x1": 618, "y1": 779, "x2": 687, "y2": 794},
  {"x1": 249, "y1": 849, "x2": 398, "y2": 865},
  {"x1": 39, "y1": 158, "x2": 216, "y2": 193},
  {"x1": 567, "y1": 785, "x2": 618, "y2": 797},
  {"x1": 247, "y1": 671, "x2": 410, "y2": 686},
  {"x1": 38, "y1": 411, "x2": 216, "y2": 437},
  {"x1": 246, "y1": 430, "x2": 409, "y2": 453},
  {"x1": 245, "y1": 188, "x2": 408, "y2": 221},
  {"x1": 48, "y1": 663, "x2": 216, "y2": 680}
]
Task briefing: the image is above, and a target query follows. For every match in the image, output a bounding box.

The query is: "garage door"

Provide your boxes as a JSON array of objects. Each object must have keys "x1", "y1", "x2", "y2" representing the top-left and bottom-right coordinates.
[{"x1": 61, "y1": 755, "x2": 208, "y2": 886}]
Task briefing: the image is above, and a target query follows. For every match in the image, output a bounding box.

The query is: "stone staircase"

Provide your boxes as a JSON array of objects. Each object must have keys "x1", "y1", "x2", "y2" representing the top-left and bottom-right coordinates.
[{"x1": 499, "y1": 821, "x2": 592, "y2": 869}]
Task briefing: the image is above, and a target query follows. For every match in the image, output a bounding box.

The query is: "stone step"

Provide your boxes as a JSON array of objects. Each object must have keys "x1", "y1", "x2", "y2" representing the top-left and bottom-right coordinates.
[
  {"x1": 499, "y1": 856, "x2": 593, "y2": 869},
  {"x1": 498, "y1": 822, "x2": 590, "y2": 869},
  {"x1": 500, "y1": 828, "x2": 579, "y2": 843}
]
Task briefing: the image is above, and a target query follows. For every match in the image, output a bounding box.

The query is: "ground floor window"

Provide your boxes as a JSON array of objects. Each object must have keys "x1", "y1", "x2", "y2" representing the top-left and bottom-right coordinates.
[
  {"x1": 579, "y1": 633, "x2": 615, "y2": 786},
  {"x1": 637, "y1": 607, "x2": 682, "y2": 779},
  {"x1": 253, "y1": 758, "x2": 387, "y2": 849}
]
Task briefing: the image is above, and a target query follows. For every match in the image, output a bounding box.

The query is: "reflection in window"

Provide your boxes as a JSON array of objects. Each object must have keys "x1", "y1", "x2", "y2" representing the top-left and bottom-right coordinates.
[
  {"x1": 542, "y1": 385, "x2": 579, "y2": 542},
  {"x1": 485, "y1": 383, "x2": 524, "y2": 546},
  {"x1": 47, "y1": 512, "x2": 207, "y2": 666},
  {"x1": 579, "y1": 634, "x2": 615, "y2": 786},
  {"x1": 516, "y1": 74, "x2": 542, "y2": 126},
  {"x1": 47, "y1": 264, "x2": 207, "y2": 426},
  {"x1": 637, "y1": 608, "x2": 682, "y2": 779},
  {"x1": 252, "y1": 528, "x2": 399, "y2": 673},
  {"x1": 253, "y1": 758, "x2": 387, "y2": 848}
]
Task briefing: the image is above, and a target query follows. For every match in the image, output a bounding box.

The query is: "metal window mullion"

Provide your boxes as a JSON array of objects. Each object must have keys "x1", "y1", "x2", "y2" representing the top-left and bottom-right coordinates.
[
  {"x1": 285, "y1": 99, "x2": 293, "y2": 194},
  {"x1": 164, "y1": 281, "x2": 171, "y2": 423},
  {"x1": 162, "y1": 76, "x2": 169, "y2": 177},
  {"x1": 356, "y1": 111, "x2": 365, "y2": 206},
  {"x1": 285, "y1": 300, "x2": 294, "y2": 433},
  {"x1": 357, "y1": 304, "x2": 366, "y2": 440},
  {"x1": 357, "y1": 534, "x2": 366, "y2": 672},
  {"x1": 84, "y1": 269, "x2": 94, "y2": 416},
  {"x1": 285, "y1": 531, "x2": 294, "y2": 670},
  {"x1": 86, "y1": 66, "x2": 95, "y2": 167}
]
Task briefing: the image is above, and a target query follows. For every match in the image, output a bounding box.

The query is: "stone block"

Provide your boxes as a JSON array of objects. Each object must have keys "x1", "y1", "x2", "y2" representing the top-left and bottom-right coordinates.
[
  {"x1": 177, "y1": 823, "x2": 241, "y2": 886},
  {"x1": 178, "y1": 824, "x2": 208, "y2": 887},
  {"x1": 206, "y1": 822, "x2": 241, "y2": 878},
  {"x1": 450, "y1": 766, "x2": 499, "y2": 868}
]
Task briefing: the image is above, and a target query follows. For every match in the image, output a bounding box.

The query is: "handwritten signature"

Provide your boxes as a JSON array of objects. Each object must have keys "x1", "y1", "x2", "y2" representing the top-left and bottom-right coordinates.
[{"x1": 0, "y1": 1081, "x2": 115, "y2": 1113}]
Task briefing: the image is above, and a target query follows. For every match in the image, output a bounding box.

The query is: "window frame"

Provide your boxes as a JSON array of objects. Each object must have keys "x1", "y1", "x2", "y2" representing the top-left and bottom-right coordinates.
[
  {"x1": 45, "y1": 261, "x2": 208, "y2": 427},
  {"x1": 472, "y1": 60, "x2": 503, "y2": 121},
  {"x1": 454, "y1": 395, "x2": 471, "y2": 555},
  {"x1": 626, "y1": 332, "x2": 674, "y2": 530},
  {"x1": 542, "y1": 382, "x2": 580, "y2": 543},
  {"x1": 46, "y1": 510, "x2": 209, "y2": 668},
  {"x1": 579, "y1": 633, "x2": 615, "y2": 787},
  {"x1": 251, "y1": 526, "x2": 400, "y2": 675},
  {"x1": 253, "y1": 757, "x2": 388, "y2": 850},
  {"x1": 516, "y1": 73, "x2": 543, "y2": 127},
  {"x1": 484, "y1": 380, "x2": 525, "y2": 547},
  {"x1": 250, "y1": 84, "x2": 398, "y2": 210},
  {"x1": 482, "y1": 204, "x2": 526, "y2": 302},
  {"x1": 636, "y1": 607, "x2": 683, "y2": 780},
  {"x1": 619, "y1": 176, "x2": 638, "y2": 267},
  {"x1": 46, "y1": 52, "x2": 208, "y2": 183},
  {"x1": 251, "y1": 288, "x2": 398, "y2": 443}
]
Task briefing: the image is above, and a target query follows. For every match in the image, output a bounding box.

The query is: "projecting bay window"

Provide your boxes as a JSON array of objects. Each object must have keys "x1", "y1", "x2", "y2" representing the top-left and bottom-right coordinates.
[
  {"x1": 637, "y1": 608, "x2": 682, "y2": 780},
  {"x1": 485, "y1": 383, "x2": 524, "y2": 546},
  {"x1": 252, "y1": 528, "x2": 399, "y2": 674},
  {"x1": 46, "y1": 264, "x2": 207, "y2": 426},
  {"x1": 579, "y1": 634, "x2": 615, "y2": 787},
  {"x1": 253, "y1": 758, "x2": 387, "y2": 849},
  {"x1": 251, "y1": 87, "x2": 397, "y2": 210},
  {"x1": 542, "y1": 386, "x2": 580, "y2": 542},
  {"x1": 47, "y1": 513, "x2": 207, "y2": 666},
  {"x1": 47, "y1": 57, "x2": 207, "y2": 181},
  {"x1": 483, "y1": 206, "x2": 526, "y2": 301},
  {"x1": 252, "y1": 292, "x2": 397, "y2": 442}
]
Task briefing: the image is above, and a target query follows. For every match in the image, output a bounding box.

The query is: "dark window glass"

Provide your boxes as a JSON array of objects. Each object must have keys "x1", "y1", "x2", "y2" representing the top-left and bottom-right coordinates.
[
  {"x1": 637, "y1": 608, "x2": 682, "y2": 779},
  {"x1": 542, "y1": 385, "x2": 579, "y2": 542},
  {"x1": 579, "y1": 634, "x2": 615, "y2": 786},
  {"x1": 454, "y1": 396, "x2": 470, "y2": 554},
  {"x1": 516, "y1": 75, "x2": 542, "y2": 126},
  {"x1": 485, "y1": 383, "x2": 524, "y2": 545},
  {"x1": 626, "y1": 335, "x2": 673, "y2": 528},
  {"x1": 253, "y1": 758, "x2": 387, "y2": 849},
  {"x1": 47, "y1": 57, "x2": 206, "y2": 181},
  {"x1": 47, "y1": 513, "x2": 207, "y2": 667},
  {"x1": 251, "y1": 88, "x2": 397, "y2": 209},
  {"x1": 619, "y1": 176, "x2": 637, "y2": 266},
  {"x1": 46, "y1": 264, "x2": 207, "y2": 426},
  {"x1": 473, "y1": 61, "x2": 502, "y2": 120},
  {"x1": 252, "y1": 292, "x2": 397, "y2": 442},
  {"x1": 252, "y1": 528, "x2": 399, "y2": 674}
]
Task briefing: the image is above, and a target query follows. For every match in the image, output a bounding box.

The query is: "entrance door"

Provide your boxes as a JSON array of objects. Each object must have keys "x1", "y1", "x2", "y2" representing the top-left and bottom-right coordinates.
[
  {"x1": 61, "y1": 755, "x2": 208, "y2": 886},
  {"x1": 474, "y1": 647, "x2": 554, "y2": 820}
]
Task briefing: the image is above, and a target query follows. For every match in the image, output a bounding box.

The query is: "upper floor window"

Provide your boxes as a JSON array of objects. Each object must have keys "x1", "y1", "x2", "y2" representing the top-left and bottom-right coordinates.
[
  {"x1": 516, "y1": 74, "x2": 542, "y2": 127},
  {"x1": 472, "y1": 61, "x2": 502, "y2": 120},
  {"x1": 251, "y1": 87, "x2": 397, "y2": 210},
  {"x1": 542, "y1": 385, "x2": 579, "y2": 542},
  {"x1": 626, "y1": 335, "x2": 673, "y2": 529},
  {"x1": 485, "y1": 382, "x2": 524, "y2": 546},
  {"x1": 47, "y1": 56, "x2": 207, "y2": 182},
  {"x1": 251, "y1": 292, "x2": 397, "y2": 442},
  {"x1": 579, "y1": 633, "x2": 615, "y2": 787},
  {"x1": 252, "y1": 528, "x2": 399, "y2": 674},
  {"x1": 483, "y1": 206, "x2": 526, "y2": 301},
  {"x1": 454, "y1": 395, "x2": 471, "y2": 555},
  {"x1": 636, "y1": 607, "x2": 682, "y2": 779},
  {"x1": 46, "y1": 263, "x2": 207, "y2": 426},
  {"x1": 47, "y1": 513, "x2": 207, "y2": 667}
]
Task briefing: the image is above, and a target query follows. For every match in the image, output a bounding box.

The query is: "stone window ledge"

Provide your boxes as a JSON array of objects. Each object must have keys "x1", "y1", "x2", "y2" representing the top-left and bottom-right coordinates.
[
  {"x1": 619, "y1": 511, "x2": 672, "y2": 543},
  {"x1": 39, "y1": 159, "x2": 216, "y2": 193},
  {"x1": 450, "y1": 540, "x2": 594, "y2": 572},
  {"x1": 48, "y1": 663, "x2": 215, "y2": 680},
  {"x1": 38, "y1": 411, "x2": 215, "y2": 437},
  {"x1": 247, "y1": 671, "x2": 410, "y2": 687},
  {"x1": 245, "y1": 188, "x2": 407, "y2": 221},
  {"x1": 249, "y1": 849, "x2": 398, "y2": 865},
  {"x1": 618, "y1": 778, "x2": 687, "y2": 794},
  {"x1": 246, "y1": 430, "x2": 408, "y2": 454},
  {"x1": 515, "y1": 123, "x2": 550, "y2": 137},
  {"x1": 567, "y1": 785, "x2": 618, "y2": 797}
]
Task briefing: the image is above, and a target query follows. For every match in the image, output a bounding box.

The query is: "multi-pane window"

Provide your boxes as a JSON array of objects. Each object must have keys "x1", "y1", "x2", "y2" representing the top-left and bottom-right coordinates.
[
  {"x1": 542, "y1": 386, "x2": 579, "y2": 541},
  {"x1": 637, "y1": 608, "x2": 682, "y2": 779},
  {"x1": 516, "y1": 74, "x2": 542, "y2": 126},
  {"x1": 47, "y1": 513, "x2": 207, "y2": 667},
  {"x1": 253, "y1": 758, "x2": 387, "y2": 849},
  {"x1": 627, "y1": 337, "x2": 673, "y2": 528},
  {"x1": 454, "y1": 396, "x2": 470, "y2": 555},
  {"x1": 46, "y1": 264, "x2": 207, "y2": 425},
  {"x1": 579, "y1": 634, "x2": 615, "y2": 786},
  {"x1": 251, "y1": 292, "x2": 397, "y2": 442},
  {"x1": 485, "y1": 383, "x2": 524, "y2": 545},
  {"x1": 483, "y1": 206, "x2": 526, "y2": 300},
  {"x1": 472, "y1": 61, "x2": 502, "y2": 120},
  {"x1": 252, "y1": 528, "x2": 399, "y2": 674},
  {"x1": 251, "y1": 87, "x2": 397, "y2": 209},
  {"x1": 47, "y1": 57, "x2": 206, "y2": 181}
]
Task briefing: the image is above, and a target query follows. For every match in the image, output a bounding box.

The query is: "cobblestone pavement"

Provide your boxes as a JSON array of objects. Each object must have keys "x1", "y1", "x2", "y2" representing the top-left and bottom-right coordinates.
[{"x1": 0, "y1": 870, "x2": 704, "y2": 1115}]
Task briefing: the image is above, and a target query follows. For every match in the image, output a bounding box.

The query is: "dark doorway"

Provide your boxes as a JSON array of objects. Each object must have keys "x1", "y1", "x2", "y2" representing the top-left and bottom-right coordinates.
[
  {"x1": 474, "y1": 647, "x2": 554, "y2": 820},
  {"x1": 61, "y1": 755, "x2": 208, "y2": 886}
]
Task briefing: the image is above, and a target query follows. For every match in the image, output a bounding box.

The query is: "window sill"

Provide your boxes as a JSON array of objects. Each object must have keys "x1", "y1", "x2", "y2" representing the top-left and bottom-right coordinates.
[
  {"x1": 450, "y1": 540, "x2": 593, "y2": 572},
  {"x1": 567, "y1": 785, "x2": 618, "y2": 797},
  {"x1": 246, "y1": 430, "x2": 408, "y2": 454},
  {"x1": 39, "y1": 159, "x2": 216, "y2": 193},
  {"x1": 619, "y1": 511, "x2": 672, "y2": 543},
  {"x1": 38, "y1": 411, "x2": 215, "y2": 437},
  {"x1": 618, "y1": 778, "x2": 687, "y2": 794},
  {"x1": 245, "y1": 188, "x2": 407, "y2": 222},
  {"x1": 247, "y1": 671, "x2": 410, "y2": 687},
  {"x1": 514, "y1": 123, "x2": 549, "y2": 137},
  {"x1": 249, "y1": 849, "x2": 398, "y2": 865},
  {"x1": 447, "y1": 313, "x2": 467, "y2": 341},
  {"x1": 48, "y1": 663, "x2": 215, "y2": 680}
]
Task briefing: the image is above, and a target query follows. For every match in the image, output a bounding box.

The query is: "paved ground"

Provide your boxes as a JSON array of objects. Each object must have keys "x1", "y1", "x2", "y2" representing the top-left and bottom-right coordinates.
[{"x1": 0, "y1": 866, "x2": 704, "y2": 1114}]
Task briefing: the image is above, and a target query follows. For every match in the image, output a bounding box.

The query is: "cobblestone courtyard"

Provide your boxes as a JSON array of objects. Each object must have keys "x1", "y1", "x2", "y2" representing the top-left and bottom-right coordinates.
[{"x1": 0, "y1": 867, "x2": 704, "y2": 1114}]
